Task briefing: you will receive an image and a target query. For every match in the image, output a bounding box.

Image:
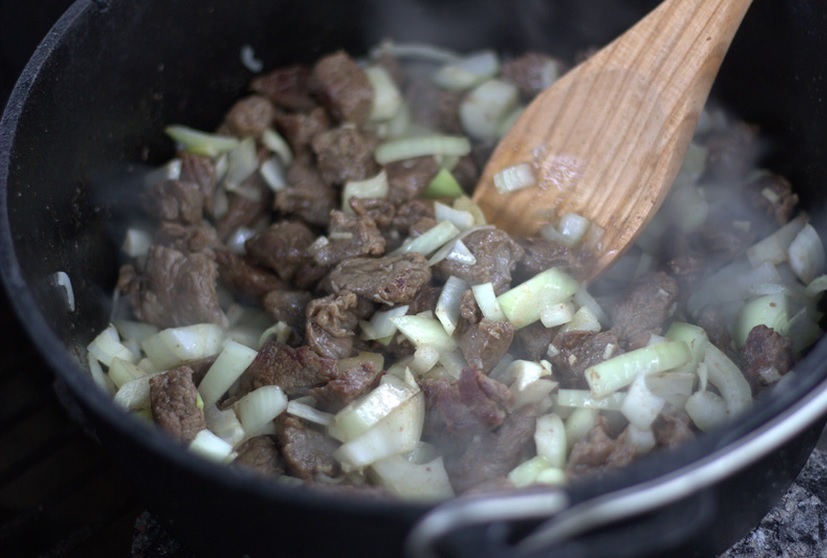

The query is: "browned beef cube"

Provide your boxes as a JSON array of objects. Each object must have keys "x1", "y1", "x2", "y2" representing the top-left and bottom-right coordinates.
[
  {"x1": 310, "y1": 50, "x2": 374, "y2": 125},
  {"x1": 127, "y1": 245, "x2": 225, "y2": 328},
  {"x1": 350, "y1": 197, "x2": 396, "y2": 229},
  {"x1": 740, "y1": 324, "x2": 794, "y2": 391},
  {"x1": 154, "y1": 222, "x2": 218, "y2": 254},
  {"x1": 327, "y1": 253, "x2": 432, "y2": 305},
  {"x1": 149, "y1": 366, "x2": 205, "y2": 444},
  {"x1": 550, "y1": 330, "x2": 621, "y2": 389},
  {"x1": 609, "y1": 271, "x2": 679, "y2": 350},
  {"x1": 276, "y1": 416, "x2": 340, "y2": 480},
  {"x1": 262, "y1": 289, "x2": 312, "y2": 335},
  {"x1": 386, "y1": 156, "x2": 440, "y2": 205},
  {"x1": 143, "y1": 179, "x2": 205, "y2": 224},
  {"x1": 513, "y1": 320, "x2": 556, "y2": 362},
  {"x1": 308, "y1": 360, "x2": 379, "y2": 413},
  {"x1": 404, "y1": 77, "x2": 463, "y2": 134},
  {"x1": 214, "y1": 175, "x2": 272, "y2": 239},
  {"x1": 250, "y1": 64, "x2": 316, "y2": 112},
  {"x1": 179, "y1": 153, "x2": 218, "y2": 215},
  {"x1": 237, "y1": 341, "x2": 339, "y2": 398},
  {"x1": 500, "y1": 52, "x2": 566, "y2": 98},
  {"x1": 273, "y1": 106, "x2": 331, "y2": 157},
  {"x1": 222, "y1": 95, "x2": 275, "y2": 138},
  {"x1": 275, "y1": 162, "x2": 338, "y2": 227},
  {"x1": 652, "y1": 407, "x2": 695, "y2": 449},
  {"x1": 311, "y1": 126, "x2": 379, "y2": 185},
  {"x1": 742, "y1": 172, "x2": 799, "y2": 226},
  {"x1": 305, "y1": 291, "x2": 360, "y2": 360},
  {"x1": 565, "y1": 418, "x2": 637, "y2": 479},
  {"x1": 245, "y1": 220, "x2": 316, "y2": 282},
  {"x1": 391, "y1": 199, "x2": 435, "y2": 233},
  {"x1": 216, "y1": 251, "x2": 286, "y2": 301},
  {"x1": 514, "y1": 235, "x2": 589, "y2": 282},
  {"x1": 436, "y1": 228, "x2": 525, "y2": 294},
  {"x1": 234, "y1": 435, "x2": 285, "y2": 477},
  {"x1": 310, "y1": 211, "x2": 386, "y2": 267},
  {"x1": 457, "y1": 319, "x2": 514, "y2": 373}
]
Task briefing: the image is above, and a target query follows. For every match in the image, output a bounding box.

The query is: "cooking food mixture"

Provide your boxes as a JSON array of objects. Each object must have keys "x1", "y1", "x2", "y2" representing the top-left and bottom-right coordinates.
[{"x1": 85, "y1": 42, "x2": 827, "y2": 501}]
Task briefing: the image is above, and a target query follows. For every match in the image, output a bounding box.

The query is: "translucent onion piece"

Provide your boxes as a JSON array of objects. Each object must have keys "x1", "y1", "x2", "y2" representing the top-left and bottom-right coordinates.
[
  {"x1": 746, "y1": 214, "x2": 806, "y2": 268},
  {"x1": 508, "y1": 455, "x2": 553, "y2": 488},
  {"x1": 704, "y1": 343, "x2": 752, "y2": 417},
  {"x1": 360, "y1": 305, "x2": 409, "y2": 341},
  {"x1": 366, "y1": 66, "x2": 403, "y2": 121},
  {"x1": 287, "y1": 400, "x2": 334, "y2": 427},
  {"x1": 788, "y1": 224, "x2": 825, "y2": 284},
  {"x1": 261, "y1": 128, "x2": 294, "y2": 166},
  {"x1": 189, "y1": 429, "x2": 237, "y2": 464},
  {"x1": 374, "y1": 135, "x2": 471, "y2": 165},
  {"x1": 392, "y1": 220, "x2": 460, "y2": 257},
  {"x1": 390, "y1": 315, "x2": 457, "y2": 353},
  {"x1": 497, "y1": 268, "x2": 580, "y2": 329},
  {"x1": 165, "y1": 125, "x2": 239, "y2": 157},
  {"x1": 370, "y1": 454, "x2": 454, "y2": 501},
  {"x1": 585, "y1": 340, "x2": 691, "y2": 398},
  {"x1": 198, "y1": 340, "x2": 259, "y2": 407},
  {"x1": 472, "y1": 282, "x2": 507, "y2": 322},
  {"x1": 113, "y1": 375, "x2": 152, "y2": 411},
  {"x1": 89, "y1": 323, "x2": 137, "y2": 367},
  {"x1": 342, "y1": 170, "x2": 389, "y2": 213},
  {"x1": 432, "y1": 50, "x2": 500, "y2": 92},
  {"x1": 621, "y1": 372, "x2": 666, "y2": 430},
  {"x1": 685, "y1": 390, "x2": 728, "y2": 432},
  {"x1": 204, "y1": 403, "x2": 245, "y2": 447},
  {"x1": 435, "y1": 276, "x2": 468, "y2": 336},
  {"x1": 534, "y1": 414, "x2": 567, "y2": 468},
  {"x1": 494, "y1": 162, "x2": 537, "y2": 194},
  {"x1": 459, "y1": 79, "x2": 519, "y2": 141},
  {"x1": 235, "y1": 385, "x2": 288, "y2": 438},
  {"x1": 122, "y1": 229, "x2": 153, "y2": 259},
  {"x1": 260, "y1": 157, "x2": 287, "y2": 192},
  {"x1": 328, "y1": 374, "x2": 419, "y2": 442},
  {"x1": 554, "y1": 389, "x2": 625, "y2": 411},
  {"x1": 434, "y1": 202, "x2": 475, "y2": 231}
]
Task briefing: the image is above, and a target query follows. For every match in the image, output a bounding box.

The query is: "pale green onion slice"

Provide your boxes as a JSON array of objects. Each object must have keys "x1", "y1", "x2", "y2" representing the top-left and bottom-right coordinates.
[
  {"x1": 370, "y1": 41, "x2": 460, "y2": 65},
  {"x1": 198, "y1": 340, "x2": 259, "y2": 407},
  {"x1": 108, "y1": 357, "x2": 147, "y2": 389},
  {"x1": 261, "y1": 128, "x2": 294, "y2": 165},
  {"x1": 328, "y1": 374, "x2": 419, "y2": 442},
  {"x1": 434, "y1": 202, "x2": 475, "y2": 231},
  {"x1": 788, "y1": 224, "x2": 825, "y2": 284},
  {"x1": 432, "y1": 50, "x2": 500, "y2": 91},
  {"x1": 557, "y1": 213, "x2": 592, "y2": 246},
  {"x1": 260, "y1": 157, "x2": 287, "y2": 192},
  {"x1": 113, "y1": 375, "x2": 152, "y2": 411},
  {"x1": 621, "y1": 373, "x2": 666, "y2": 430},
  {"x1": 559, "y1": 306, "x2": 603, "y2": 334},
  {"x1": 424, "y1": 168, "x2": 464, "y2": 199},
  {"x1": 374, "y1": 135, "x2": 470, "y2": 165},
  {"x1": 497, "y1": 267, "x2": 580, "y2": 329},
  {"x1": 165, "y1": 125, "x2": 240, "y2": 157},
  {"x1": 645, "y1": 371, "x2": 696, "y2": 409},
  {"x1": 508, "y1": 455, "x2": 554, "y2": 488},
  {"x1": 370, "y1": 454, "x2": 454, "y2": 501},
  {"x1": 390, "y1": 315, "x2": 457, "y2": 353},
  {"x1": 366, "y1": 66, "x2": 403, "y2": 121},
  {"x1": 360, "y1": 305, "x2": 409, "y2": 341},
  {"x1": 287, "y1": 400, "x2": 334, "y2": 427},
  {"x1": 204, "y1": 403, "x2": 245, "y2": 447},
  {"x1": 623, "y1": 424, "x2": 656, "y2": 454},
  {"x1": 459, "y1": 79, "x2": 520, "y2": 141},
  {"x1": 115, "y1": 320, "x2": 160, "y2": 347},
  {"x1": 746, "y1": 214, "x2": 806, "y2": 267},
  {"x1": 435, "y1": 276, "x2": 468, "y2": 336},
  {"x1": 141, "y1": 324, "x2": 225, "y2": 371},
  {"x1": 472, "y1": 282, "x2": 507, "y2": 322},
  {"x1": 704, "y1": 343, "x2": 752, "y2": 417},
  {"x1": 494, "y1": 162, "x2": 537, "y2": 194},
  {"x1": 411, "y1": 346, "x2": 440, "y2": 375},
  {"x1": 665, "y1": 321, "x2": 708, "y2": 375},
  {"x1": 585, "y1": 340, "x2": 691, "y2": 398},
  {"x1": 89, "y1": 323, "x2": 137, "y2": 367},
  {"x1": 555, "y1": 389, "x2": 626, "y2": 411},
  {"x1": 87, "y1": 351, "x2": 115, "y2": 395},
  {"x1": 805, "y1": 274, "x2": 827, "y2": 297},
  {"x1": 574, "y1": 287, "x2": 609, "y2": 327},
  {"x1": 540, "y1": 301, "x2": 576, "y2": 328},
  {"x1": 224, "y1": 137, "x2": 260, "y2": 200},
  {"x1": 564, "y1": 407, "x2": 598, "y2": 447},
  {"x1": 189, "y1": 429, "x2": 237, "y2": 464},
  {"x1": 235, "y1": 385, "x2": 288, "y2": 438},
  {"x1": 685, "y1": 390, "x2": 728, "y2": 432},
  {"x1": 391, "y1": 220, "x2": 460, "y2": 257},
  {"x1": 342, "y1": 170, "x2": 389, "y2": 213},
  {"x1": 734, "y1": 293, "x2": 789, "y2": 349},
  {"x1": 534, "y1": 413, "x2": 567, "y2": 468}
]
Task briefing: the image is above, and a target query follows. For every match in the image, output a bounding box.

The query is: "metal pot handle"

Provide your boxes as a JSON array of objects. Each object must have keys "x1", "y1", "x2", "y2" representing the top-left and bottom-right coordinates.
[{"x1": 406, "y1": 374, "x2": 827, "y2": 558}]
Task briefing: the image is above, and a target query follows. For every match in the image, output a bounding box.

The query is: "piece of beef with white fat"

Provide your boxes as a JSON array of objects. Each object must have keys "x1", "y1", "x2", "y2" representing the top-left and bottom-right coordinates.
[
  {"x1": 327, "y1": 252, "x2": 432, "y2": 305},
  {"x1": 422, "y1": 367, "x2": 514, "y2": 439},
  {"x1": 446, "y1": 404, "x2": 539, "y2": 494},
  {"x1": 311, "y1": 125, "x2": 379, "y2": 185},
  {"x1": 306, "y1": 291, "x2": 360, "y2": 360},
  {"x1": 245, "y1": 220, "x2": 316, "y2": 282},
  {"x1": 310, "y1": 50, "x2": 374, "y2": 125},
  {"x1": 222, "y1": 95, "x2": 275, "y2": 138},
  {"x1": 609, "y1": 271, "x2": 679, "y2": 350},
  {"x1": 457, "y1": 318, "x2": 515, "y2": 374},
  {"x1": 740, "y1": 324, "x2": 794, "y2": 392},
  {"x1": 120, "y1": 244, "x2": 225, "y2": 329},
  {"x1": 143, "y1": 179, "x2": 205, "y2": 225},
  {"x1": 386, "y1": 156, "x2": 440, "y2": 205},
  {"x1": 310, "y1": 211, "x2": 386, "y2": 267},
  {"x1": 436, "y1": 228, "x2": 525, "y2": 295},
  {"x1": 250, "y1": 64, "x2": 317, "y2": 112},
  {"x1": 237, "y1": 341, "x2": 339, "y2": 398},
  {"x1": 276, "y1": 161, "x2": 338, "y2": 227},
  {"x1": 233, "y1": 435, "x2": 286, "y2": 477},
  {"x1": 216, "y1": 251, "x2": 286, "y2": 302},
  {"x1": 276, "y1": 416, "x2": 340, "y2": 481},
  {"x1": 149, "y1": 366, "x2": 205, "y2": 444},
  {"x1": 308, "y1": 360, "x2": 380, "y2": 413},
  {"x1": 550, "y1": 330, "x2": 622, "y2": 389}
]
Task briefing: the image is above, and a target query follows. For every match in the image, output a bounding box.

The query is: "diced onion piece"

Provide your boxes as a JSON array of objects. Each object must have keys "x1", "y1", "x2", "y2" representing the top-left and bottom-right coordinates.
[
  {"x1": 204, "y1": 403, "x2": 245, "y2": 447},
  {"x1": 342, "y1": 170, "x2": 389, "y2": 212},
  {"x1": 115, "y1": 320, "x2": 160, "y2": 347},
  {"x1": 452, "y1": 196, "x2": 488, "y2": 227},
  {"x1": 472, "y1": 282, "x2": 507, "y2": 322},
  {"x1": 261, "y1": 128, "x2": 294, "y2": 166},
  {"x1": 534, "y1": 413, "x2": 567, "y2": 468},
  {"x1": 734, "y1": 293, "x2": 789, "y2": 349},
  {"x1": 223, "y1": 137, "x2": 260, "y2": 199},
  {"x1": 508, "y1": 455, "x2": 553, "y2": 488},
  {"x1": 49, "y1": 271, "x2": 76, "y2": 313},
  {"x1": 555, "y1": 389, "x2": 626, "y2": 411},
  {"x1": 585, "y1": 340, "x2": 691, "y2": 398},
  {"x1": 788, "y1": 224, "x2": 825, "y2": 284},
  {"x1": 557, "y1": 213, "x2": 592, "y2": 246},
  {"x1": 260, "y1": 157, "x2": 287, "y2": 192},
  {"x1": 424, "y1": 168, "x2": 464, "y2": 199},
  {"x1": 198, "y1": 340, "x2": 259, "y2": 407},
  {"x1": 235, "y1": 385, "x2": 288, "y2": 438},
  {"x1": 746, "y1": 214, "x2": 806, "y2": 267},
  {"x1": 189, "y1": 429, "x2": 237, "y2": 464},
  {"x1": 459, "y1": 79, "x2": 520, "y2": 141},
  {"x1": 165, "y1": 125, "x2": 239, "y2": 157},
  {"x1": 333, "y1": 392, "x2": 425, "y2": 472},
  {"x1": 535, "y1": 467, "x2": 567, "y2": 486},
  {"x1": 328, "y1": 374, "x2": 419, "y2": 442},
  {"x1": 432, "y1": 50, "x2": 500, "y2": 91},
  {"x1": 390, "y1": 315, "x2": 457, "y2": 353},
  {"x1": 665, "y1": 321, "x2": 708, "y2": 375},
  {"x1": 565, "y1": 407, "x2": 598, "y2": 447},
  {"x1": 540, "y1": 302, "x2": 576, "y2": 328},
  {"x1": 370, "y1": 41, "x2": 460, "y2": 65},
  {"x1": 365, "y1": 66, "x2": 403, "y2": 121},
  {"x1": 805, "y1": 275, "x2": 827, "y2": 297},
  {"x1": 621, "y1": 373, "x2": 666, "y2": 430},
  {"x1": 259, "y1": 321, "x2": 292, "y2": 347},
  {"x1": 240, "y1": 44, "x2": 263, "y2": 73},
  {"x1": 141, "y1": 323, "x2": 225, "y2": 371},
  {"x1": 287, "y1": 400, "x2": 335, "y2": 427},
  {"x1": 411, "y1": 346, "x2": 440, "y2": 375},
  {"x1": 435, "y1": 276, "x2": 468, "y2": 336},
  {"x1": 685, "y1": 390, "x2": 728, "y2": 432},
  {"x1": 113, "y1": 375, "x2": 152, "y2": 411},
  {"x1": 89, "y1": 324, "x2": 137, "y2": 367},
  {"x1": 370, "y1": 454, "x2": 454, "y2": 501},
  {"x1": 559, "y1": 306, "x2": 602, "y2": 333},
  {"x1": 623, "y1": 424, "x2": 656, "y2": 454},
  {"x1": 493, "y1": 162, "x2": 537, "y2": 194},
  {"x1": 574, "y1": 287, "x2": 609, "y2": 327},
  {"x1": 108, "y1": 357, "x2": 147, "y2": 389},
  {"x1": 704, "y1": 343, "x2": 752, "y2": 417},
  {"x1": 497, "y1": 268, "x2": 580, "y2": 329},
  {"x1": 360, "y1": 305, "x2": 409, "y2": 341},
  {"x1": 645, "y1": 371, "x2": 696, "y2": 409},
  {"x1": 374, "y1": 135, "x2": 470, "y2": 165},
  {"x1": 434, "y1": 202, "x2": 475, "y2": 231},
  {"x1": 122, "y1": 229, "x2": 153, "y2": 259},
  {"x1": 87, "y1": 351, "x2": 115, "y2": 394},
  {"x1": 392, "y1": 220, "x2": 460, "y2": 257},
  {"x1": 142, "y1": 158, "x2": 182, "y2": 187}
]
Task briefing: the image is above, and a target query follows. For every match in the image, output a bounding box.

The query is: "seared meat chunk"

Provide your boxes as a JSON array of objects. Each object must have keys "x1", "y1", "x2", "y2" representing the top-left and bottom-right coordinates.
[
  {"x1": 276, "y1": 416, "x2": 340, "y2": 480},
  {"x1": 609, "y1": 271, "x2": 679, "y2": 350},
  {"x1": 310, "y1": 50, "x2": 373, "y2": 125},
  {"x1": 652, "y1": 407, "x2": 695, "y2": 449},
  {"x1": 143, "y1": 179, "x2": 205, "y2": 224},
  {"x1": 328, "y1": 253, "x2": 432, "y2": 305},
  {"x1": 214, "y1": 176, "x2": 272, "y2": 239},
  {"x1": 273, "y1": 106, "x2": 331, "y2": 158},
  {"x1": 223, "y1": 95, "x2": 275, "y2": 138},
  {"x1": 566, "y1": 419, "x2": 637, "y2": 478},
  {"x1": 179, "y1": 153, "x2": 218, "y2": 215},
  {"x1": 742, "y1": 172, "x2": 799, "y2": 226},
  {"x1": 250, "y1": 64, "x2": 316, "y2": 112},
  {"x1": 154, "y1": 222, "x2": 218, "y2": 254},
  {"x1": 501, "y1": 52, "x2": 564, "y2": 98},
  {"x1": 276, "y1": 161, "x2": 338, "y2": 226},
  {"x1": 311, "y1": 126, "x2": 379, "y2": 185},
  {"x1": 740, "y1": 324, "x2": 794, "y2": 391},
  {"x1": 310, "y1": 211, "x2": 386, "y2": 267},
  {"x1": 404, "y1": 78, "x2": 462, "y2": 134},
  {"x1": 436, "y1": 228, "x2": 525, "y2": 294},
  {"x1": 392, "y1": 199, "x2": 435, "y2": 233},
  {"x1": 234, "y1": 435, "x2": 285, "y2": 477},
  {"x1": 422, "y1": 367, "x2": 513, "y2": 439},
  {"x1": 238, "y1": 341, "x2": 339, "y2": 398},
  {"x1": 149, "y1": 366, "x2": 205, "y2": 444},
  {"x1": 446, "y1": 404, "x2": 539, "y2": 494},
  {"x1": 350, "y1": 197, "x2": 396, "y2": 229},
  {"x1": 513, "y1": 321, "x2": 556, "y2": 361},
  {"x1": 123, "y1": 244, "x2": 225, "y2": 328},
  {"x1": 262, "y1": 290, "x2": 312, "y2": 334},
  {"x1": 216, "y1": 251, "x2": 286, "y2": 302},
  {"x1": 515, "y1": 235, "x2": 588, "y2": 282},
  {"x1": 458, "y1": 319, "x2": 514, "y2": 373},
  {"x1": 308, "y1": 360, "x2": 379, "y2": 413},
  {"x1": 306, "y1": 291, "x2": 360, "y2": 360},
  {"x1": 386, "y1": 156, "x2": 440, "y2": 205},
  {"x1": 245, "y1": 221, "x2": 316, "y2": 282},
  {"x1": 550, "y1": 331, "x2": 621, "y2": 389}
]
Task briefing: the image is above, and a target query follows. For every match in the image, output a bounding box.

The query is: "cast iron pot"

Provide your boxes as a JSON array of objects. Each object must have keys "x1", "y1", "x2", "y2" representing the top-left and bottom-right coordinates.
[{"x1": 2, "y1": 0, "x2": 827, "y2": 556}]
